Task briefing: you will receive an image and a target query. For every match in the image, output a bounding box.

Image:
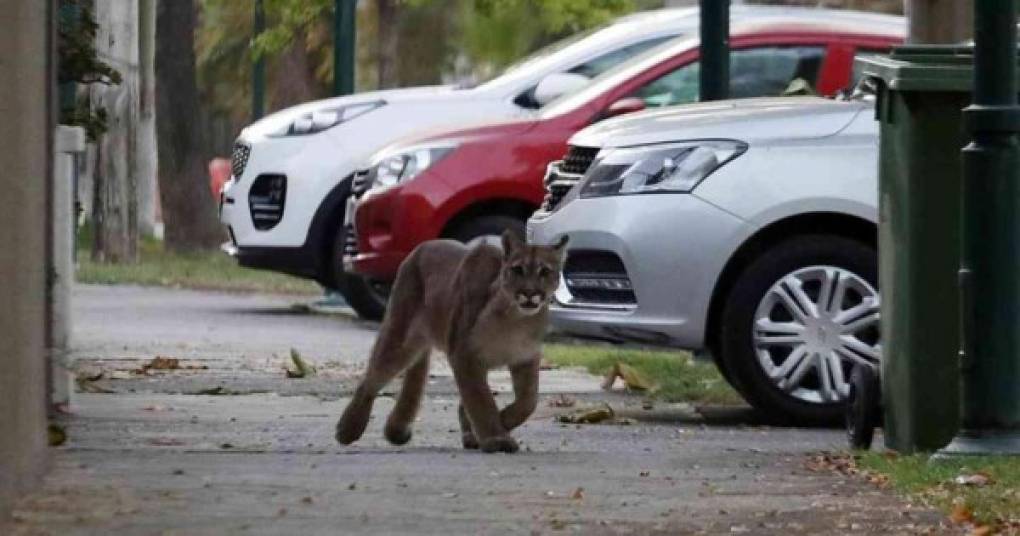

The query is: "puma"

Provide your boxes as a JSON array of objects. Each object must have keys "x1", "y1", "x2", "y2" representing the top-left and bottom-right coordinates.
[{"x1": 336, "y1": 230, "x2": 568, "y2": 453}]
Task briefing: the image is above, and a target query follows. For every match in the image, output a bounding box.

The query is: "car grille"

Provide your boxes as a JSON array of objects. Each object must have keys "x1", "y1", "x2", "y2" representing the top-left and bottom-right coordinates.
[
  {"x1": 537, "y1": 146, "x2": 599, "y2": 214},
  {"x1": 231, "y1": 142, "x2": 252, "y2": 178},
  {"x1": 351, "y1": 168, "x2": 372, "y2": 198},
  {"x1": 248, "y1": 174, "x2": 286, "y2": 230},
  {"x1": 560, "y1": 145, "x2": 599, "y2": 175},
  {"x1": 342, "y1": 223, "x2": 359, "y2": 258},
  {"x1": 563, "y1": 250, "x2": 636, "y2": 305}
]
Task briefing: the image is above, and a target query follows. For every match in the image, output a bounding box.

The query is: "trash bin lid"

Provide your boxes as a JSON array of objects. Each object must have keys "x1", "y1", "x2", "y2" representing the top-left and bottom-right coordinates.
[{"x1": 857, "y1": 45, "x2": 1020, "y2": 92}]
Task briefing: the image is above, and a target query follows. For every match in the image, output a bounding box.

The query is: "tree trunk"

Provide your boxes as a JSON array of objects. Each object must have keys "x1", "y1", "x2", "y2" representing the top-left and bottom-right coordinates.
[
  {"x1": 91, "y1": 0, "x2": 140, "y2": 263},
  {"x1": 271, "y1": 36, "x2": 326, "y2": 111},
  {"x1": 376, "y1": 0, "x2": 399, "y2": 88},
  {"x1": 155, "y1": 0, "x2": 223, "y2": 252},
  {"x1": 905, "y1": 0, "x2": 973, "y2": 44}
]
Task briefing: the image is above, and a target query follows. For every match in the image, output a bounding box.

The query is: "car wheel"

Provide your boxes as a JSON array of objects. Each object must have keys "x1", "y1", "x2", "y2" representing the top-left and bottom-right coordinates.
[
  {"x1": 343, "y1": 275, "x2": 391, "y2": 321},
  {"x1": 719, "y1": 235, "x2": 879, "y2": 424},
  {"x1": 449, "y1": 215, "x2": 526, "y2": 248},
  {"x1": 329, "y1": 218, "x2": 390, "y2": 321}
]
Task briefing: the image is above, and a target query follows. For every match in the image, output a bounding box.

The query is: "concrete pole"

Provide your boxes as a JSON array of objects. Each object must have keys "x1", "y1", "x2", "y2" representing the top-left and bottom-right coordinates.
[
  {"x1": 50, "y1": 126, "x2": 86, "y2": 410},
  {"x1": 0, "y1": 0, "x2": 53, "y2": 516},
  {"x1": 906, "y1": 0, "x2": 974, "y2": 44}
]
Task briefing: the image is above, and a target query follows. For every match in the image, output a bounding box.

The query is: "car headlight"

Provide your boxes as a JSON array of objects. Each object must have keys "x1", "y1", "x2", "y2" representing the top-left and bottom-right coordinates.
[
  {"x1": 370, "y1": 144, "x2": 458, "y2": 189},
  {"x1": 579, "y1": 140, "x2": 747, "y2": 198},
  {"x1": 270, "y1": 100, "x2": 385, "y2": 137}
]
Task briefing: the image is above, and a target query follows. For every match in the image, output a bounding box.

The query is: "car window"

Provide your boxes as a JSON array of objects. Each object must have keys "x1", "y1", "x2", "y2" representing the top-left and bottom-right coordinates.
[
  {"x1": 629, "y1": 46, "x2": 827, "y2": 108},
  {"x1": 568, "y1": 36, "x2": 675, "y2": 79},
  {"x1": 515, "y1": 36, "x2": 678, "y2": 109}
]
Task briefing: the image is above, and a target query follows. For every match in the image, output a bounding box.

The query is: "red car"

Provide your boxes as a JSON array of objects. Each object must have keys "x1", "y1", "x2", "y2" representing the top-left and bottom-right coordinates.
[{"x1": 343, "y1": 15, "x2": 902, "y2": 318}]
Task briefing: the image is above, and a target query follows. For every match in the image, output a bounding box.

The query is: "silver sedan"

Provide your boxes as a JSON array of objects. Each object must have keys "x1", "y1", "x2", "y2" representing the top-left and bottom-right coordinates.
[{"x1": 528, "y1": 96, "x2": 881, "y2": 423}]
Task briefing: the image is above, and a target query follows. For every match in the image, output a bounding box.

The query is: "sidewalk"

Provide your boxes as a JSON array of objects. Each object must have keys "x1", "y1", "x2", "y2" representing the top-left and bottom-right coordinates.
[{"x1": 3, "y1": 285, "x2": 950, "y2": 535}]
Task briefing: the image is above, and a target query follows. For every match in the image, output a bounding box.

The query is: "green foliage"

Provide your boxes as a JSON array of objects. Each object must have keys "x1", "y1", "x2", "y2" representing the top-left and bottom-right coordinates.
[
  {"x1": 58, "y1": 0, "x2": 122, "y2": 140},
  {"x1": 459, "y1": 0, "x2": 635, "y2": 71}
]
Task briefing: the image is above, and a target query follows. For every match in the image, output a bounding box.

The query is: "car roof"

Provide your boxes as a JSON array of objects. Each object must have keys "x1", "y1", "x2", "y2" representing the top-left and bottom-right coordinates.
[{"x1": 539, "y1": 14, "x2": 903, "y2": 118}]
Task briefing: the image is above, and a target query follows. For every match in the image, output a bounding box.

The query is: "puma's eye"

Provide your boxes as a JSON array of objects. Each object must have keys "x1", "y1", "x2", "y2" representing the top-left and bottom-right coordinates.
[
  {"x1": 539, "y1": 266, "x2": 553, "y2": 278},
  {"x1": 510, "y1": 265, "x2": 525, "y2": 276}
]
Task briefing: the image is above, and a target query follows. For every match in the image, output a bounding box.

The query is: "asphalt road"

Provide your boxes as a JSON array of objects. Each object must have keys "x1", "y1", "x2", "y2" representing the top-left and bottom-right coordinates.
[{"x1": 4, "y1": 284, "x2": 951, "y2": 535}]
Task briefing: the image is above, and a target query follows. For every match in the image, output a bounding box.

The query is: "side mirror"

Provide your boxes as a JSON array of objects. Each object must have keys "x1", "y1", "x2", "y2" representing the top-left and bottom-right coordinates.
[
  {"x1": 533, "y1": 72, "x2": 591, "y2": 106},
  {"x1": 603, "y1": 97, "x2": 646, "y2": 119}
]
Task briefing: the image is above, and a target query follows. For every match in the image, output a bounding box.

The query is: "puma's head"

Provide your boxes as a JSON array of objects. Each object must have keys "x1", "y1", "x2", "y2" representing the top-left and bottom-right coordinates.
[{"x1": 499, "y1": 230, "x2": 569, "y2": 316}]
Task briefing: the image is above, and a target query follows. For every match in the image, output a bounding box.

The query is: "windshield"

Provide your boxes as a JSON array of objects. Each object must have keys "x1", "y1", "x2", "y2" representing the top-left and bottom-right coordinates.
[
  {"x1": 539, "y1": 36, "x2": 698, "y2": 119},
  {"x1": 468, "y1": 27, "x2": 603, "y2": 89}
]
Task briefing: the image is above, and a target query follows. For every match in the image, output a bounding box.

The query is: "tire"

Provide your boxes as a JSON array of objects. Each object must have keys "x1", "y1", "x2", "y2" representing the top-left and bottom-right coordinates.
[
  {"x1": 719, "y1": 235, "x2": 879, "y2": 424},
  {"x1": 329, "y1": 217, "x2": 389, "y2": 321},
  {"x1": 448, "y1": 215, "x2": 526, "y2": 246},
  {"x1": 343, "y1": 275, "x2": 390, "y2": 321},
  {"x1": 846, "y1": 364, "x2": 881, "y2": 450}
]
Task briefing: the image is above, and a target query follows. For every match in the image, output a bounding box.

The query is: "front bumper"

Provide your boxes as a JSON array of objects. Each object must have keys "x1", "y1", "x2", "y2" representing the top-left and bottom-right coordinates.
[
  {"x1": 220, "y1": 133, "x2": 360, "y2": 249},
  {"x1": 528, "y1": 193, "x2": 754, "y2": 349},
  {"x1": 342, "y1": 169, "x2": 454, "y2": 281}
]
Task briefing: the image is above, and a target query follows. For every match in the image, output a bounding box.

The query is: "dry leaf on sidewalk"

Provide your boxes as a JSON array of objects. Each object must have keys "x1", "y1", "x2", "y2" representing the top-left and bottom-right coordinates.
[
  {"x1": 950, "y1": 503, "x2": 974, "y2": 524},
  {"x1": 556, "y1": 403, "x2": 614, "y2": 424},
  {"x1": 142, "y1": 356, "x2": 180, "y2": 371},
  {"x1": 601, "y1": 362, "x2": 657, "y2": 392},
  {"x1": 286, "y1": 348, "x2": 316, "y2": 378}
]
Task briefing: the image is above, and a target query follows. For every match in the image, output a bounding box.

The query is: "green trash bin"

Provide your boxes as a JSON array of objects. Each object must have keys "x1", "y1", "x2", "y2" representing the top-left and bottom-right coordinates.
[{"x1": 858, "y1": 46, "x2": 985, "y2": 453}]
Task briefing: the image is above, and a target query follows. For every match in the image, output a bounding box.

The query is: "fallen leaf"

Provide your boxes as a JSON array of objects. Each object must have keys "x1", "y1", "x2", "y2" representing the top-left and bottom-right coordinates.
[
  {"x1": 571, "y1": 487, "x2": 584, "y2": 500},
  {"x1": 950, "y1": 504, "x2": 974, "y2": 524},
  {"x1": 75, "y1": 368, "x2": 104, "y2": 382},
  {"x1": 286, "y1": 348, "x2": 316, "y2": 379},
  {"x1": 143, "y1": 356, "x2": 180, "y2": 371},
  {"x1": 601, "y1": 362, "x2": 657, "y2": 391},
  {"x1": 300, "y1": 496, "x2": 314, "y2": 504},
  {"x1": 197, "y1": 386, "x2": 230, "y2": 395},
  {"x1": 970, "y1": 525, "x2": 992, "y2": 536},
  {"x1": 556, "y1": 404, "x2": 614, "y2": 424},
  {"x1": 955, "y1": 472, "x2": 994, "y2": 487},
  {"x1": 48, "y1": 424, "x2": 67, "y2": 446}
]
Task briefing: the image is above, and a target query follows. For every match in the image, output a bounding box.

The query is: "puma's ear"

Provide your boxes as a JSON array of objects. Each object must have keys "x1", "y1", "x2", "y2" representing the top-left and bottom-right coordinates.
[{"x1": 501, "y1": 229, "x2": 524, "y2": 257}]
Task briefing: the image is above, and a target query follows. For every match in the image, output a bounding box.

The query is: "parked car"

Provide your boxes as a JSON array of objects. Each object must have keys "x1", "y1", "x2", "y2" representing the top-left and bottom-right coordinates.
[
  {"x1": 343, "y1": 14, "x2": 902, "y2": 319},
  {"x1": 527, "y1": 93, "x2": 882, "y2": 423},
  {"x1": 219, "y1": 4, "x2": 802, "y2": 313}
]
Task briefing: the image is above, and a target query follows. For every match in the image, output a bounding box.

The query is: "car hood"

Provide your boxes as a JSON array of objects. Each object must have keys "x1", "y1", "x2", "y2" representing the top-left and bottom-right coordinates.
[
  {"x1": 368, "y1": 118, "x2": 540, "y2": 164},
  {"x1": 571, "y1": 97, "x2": 867, "y2": 148},
  {"x1": 242, "y1": 85, "x2": 466, "y2": 139}
]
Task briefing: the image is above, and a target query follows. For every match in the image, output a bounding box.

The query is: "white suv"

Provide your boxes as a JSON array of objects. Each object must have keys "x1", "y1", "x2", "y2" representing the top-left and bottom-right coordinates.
[{"x1": 218, "y1": 5, "x2": 828, "y2": 314}]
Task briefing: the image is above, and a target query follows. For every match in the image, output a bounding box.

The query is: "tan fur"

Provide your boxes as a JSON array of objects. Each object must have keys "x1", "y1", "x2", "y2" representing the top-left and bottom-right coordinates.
[{"x1": 336, "y1": 230, "x2": 568, "y2": 453}]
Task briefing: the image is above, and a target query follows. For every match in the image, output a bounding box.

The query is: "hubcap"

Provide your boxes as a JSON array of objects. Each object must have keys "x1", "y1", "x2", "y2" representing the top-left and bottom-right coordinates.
[{"x1": 753, "y1": 266, "x2": 880, "y2": 405}]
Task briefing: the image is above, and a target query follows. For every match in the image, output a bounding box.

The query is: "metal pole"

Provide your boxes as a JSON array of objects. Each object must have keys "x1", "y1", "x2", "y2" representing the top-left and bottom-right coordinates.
[
  {"x1": 334, "y1": 0, "x2": 356, "y2": 96},
  {"x1": 252, "y1": 0, "x2": 266, "y2": 120},
  {"x1": 938, "y1": 0, "x2": 1020, "y2": 457},
  {"x1": 699, "y1": 0, "x2": 729, "y2": 102}
]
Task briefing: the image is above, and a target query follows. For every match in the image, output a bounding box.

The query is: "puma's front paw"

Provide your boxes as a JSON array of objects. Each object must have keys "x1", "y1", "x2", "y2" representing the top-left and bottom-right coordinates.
[
  {"x1": 479, "y1": 436, "x2": 519, "y2": 453},
  {"x1": 461, "y1": 433, "x2": 479, "y2": 450}
]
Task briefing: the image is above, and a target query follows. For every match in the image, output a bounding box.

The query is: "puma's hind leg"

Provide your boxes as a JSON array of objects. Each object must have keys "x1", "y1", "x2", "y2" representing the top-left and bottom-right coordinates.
[
  {"x1": 336, "y1": 329, "x2": 428, "y2": 445},
  {"x1": 383, "y1": 351, "x2": 430, "y2": 445}
]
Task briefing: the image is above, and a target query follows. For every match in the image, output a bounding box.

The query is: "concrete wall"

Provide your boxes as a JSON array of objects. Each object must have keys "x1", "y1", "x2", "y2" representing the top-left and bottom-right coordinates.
[{"x1": 0, "y1": 0, "x2": 52, "y2": 517}]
